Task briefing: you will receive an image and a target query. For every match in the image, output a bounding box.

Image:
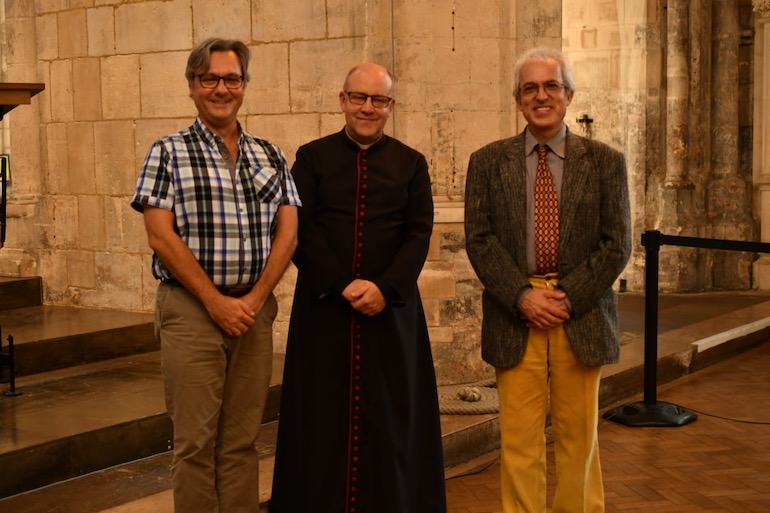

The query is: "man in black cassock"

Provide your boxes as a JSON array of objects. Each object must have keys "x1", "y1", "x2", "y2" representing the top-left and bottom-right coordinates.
[{"x1": 270, "y1": 63, "x2": 447, "y2": 513}]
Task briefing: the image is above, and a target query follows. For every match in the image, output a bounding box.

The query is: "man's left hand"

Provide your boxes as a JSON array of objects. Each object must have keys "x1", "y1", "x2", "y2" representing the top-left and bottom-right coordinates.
[
  {"x1": 519, "y1": 288, "x2": 570, "y2": 330},
  {"x1": 343, "y1": 279, "x2": 386, "y2": 316}
]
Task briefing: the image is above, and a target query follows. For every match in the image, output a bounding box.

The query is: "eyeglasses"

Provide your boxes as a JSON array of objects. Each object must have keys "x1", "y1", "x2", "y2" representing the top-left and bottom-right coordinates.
[
  {"x1": 197, "y1": 74, "x2": 244, "y2": 89},
  {"x1": 519, "y1": 81, "x2": 565, "y2": 98},
  {"x1": 344, "y1": 91, "x2": 392, "y2": 108}
]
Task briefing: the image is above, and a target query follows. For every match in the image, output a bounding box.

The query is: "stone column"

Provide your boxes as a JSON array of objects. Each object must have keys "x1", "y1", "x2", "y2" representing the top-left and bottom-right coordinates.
[
  {"x1": 658, "y1": 0, "x2": 699, "y2": 290},
  {"x1": 753, "y1": 0, "x2": 770, "y2": 288},
  {"x1": 664, "y1": 0, "x2": 690, "y2": 188},
  {"x1": 0, "y1": 0, "x2": 43, "y2": 276},
  {"x1": 709, "y1": 0, "x2": 754, "y2": 288}
]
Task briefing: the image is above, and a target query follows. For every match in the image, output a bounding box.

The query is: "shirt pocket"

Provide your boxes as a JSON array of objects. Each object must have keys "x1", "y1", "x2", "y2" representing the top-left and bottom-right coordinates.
[{"x1": 251, "y1": 166, "x2": 283, "y2": 204}]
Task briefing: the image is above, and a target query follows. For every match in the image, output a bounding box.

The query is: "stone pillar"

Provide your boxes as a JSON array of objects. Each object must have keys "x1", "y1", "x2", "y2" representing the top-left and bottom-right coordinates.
[
  {"x1": 753, "y1": 0, "x2": 770, "y2": 288},
  {"x1": 664, "y1": 0, "x2": 690, "y2": 188},
  {"x1": 0, "y1": 0, "x2": 43, "y2": 276},
  {"x1": 658, "y1": 0, "x2": 699, "y2": 290},
  {"x1": 709, "y1": 0, "x2": 755, "y2": 288}
]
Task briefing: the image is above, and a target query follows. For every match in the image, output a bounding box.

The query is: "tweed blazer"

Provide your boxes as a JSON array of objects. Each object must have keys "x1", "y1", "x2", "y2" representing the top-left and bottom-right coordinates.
[{"x1": 464, "y1": 129, "x2": 631, "y2": 368}]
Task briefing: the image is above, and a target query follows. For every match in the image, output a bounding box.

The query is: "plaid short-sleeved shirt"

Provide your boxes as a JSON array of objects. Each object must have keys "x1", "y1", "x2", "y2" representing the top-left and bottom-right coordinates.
[{"x1": 131, "y1": 118, "x2": 302, "y2": 287}]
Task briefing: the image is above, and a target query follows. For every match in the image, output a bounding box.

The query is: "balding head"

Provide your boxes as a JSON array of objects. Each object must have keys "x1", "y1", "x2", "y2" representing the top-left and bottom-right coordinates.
[
  {"x1": 343, "y1": 63, "x2": 394, "y2": 96},
  {"x1": 339, "y1": 62, "x2": 395, "y2": 146}
]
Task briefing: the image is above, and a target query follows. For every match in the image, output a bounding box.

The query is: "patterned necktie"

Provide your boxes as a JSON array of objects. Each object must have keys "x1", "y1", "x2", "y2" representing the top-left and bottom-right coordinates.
[{"x1": 535, "y1": 144, "x2": 559, "y2": 274}]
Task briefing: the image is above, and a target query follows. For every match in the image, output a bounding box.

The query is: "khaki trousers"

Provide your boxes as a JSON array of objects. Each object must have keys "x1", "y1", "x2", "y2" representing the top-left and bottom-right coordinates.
[
  {"x1": 496, "y1": 276, "x2": 604, "y2": 513},
  {"x1": 155, "y1": 283, "x2": 277, "y2": 513}
]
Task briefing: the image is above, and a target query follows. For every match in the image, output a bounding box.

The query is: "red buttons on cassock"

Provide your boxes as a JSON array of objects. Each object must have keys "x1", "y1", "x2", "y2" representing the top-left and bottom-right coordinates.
[{"x1": 348, "y1": 150, "x2": 371, "y2": 513}]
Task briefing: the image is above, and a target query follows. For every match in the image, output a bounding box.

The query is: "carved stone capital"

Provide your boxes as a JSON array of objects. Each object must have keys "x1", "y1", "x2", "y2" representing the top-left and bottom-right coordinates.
[{"x1": 755, "y1": 0, "x2": 770, "y2": 17}]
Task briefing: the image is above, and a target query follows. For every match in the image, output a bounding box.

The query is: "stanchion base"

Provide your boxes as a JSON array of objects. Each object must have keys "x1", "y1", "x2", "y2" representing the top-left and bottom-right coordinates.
[
  {"x1": 4, "y1": 390, "x2": 22, "y2": 397},
  {"x1": 603, "y1": 401, "x2": 698, "y2": 427}
]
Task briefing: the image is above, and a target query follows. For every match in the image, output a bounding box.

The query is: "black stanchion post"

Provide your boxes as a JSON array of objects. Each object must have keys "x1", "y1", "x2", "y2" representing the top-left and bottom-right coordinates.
[
  {"x1": 643, "y1": 230, "x2": 660, "y2": 405},
  {"x1": 603, "y1": 230, "x2": 696, "y2": 427},
  {"x1": 4, "y1": 334, "x2": 21, "y2": 396},
  {"x1": 1, "y1": 157, "x2": 6, "y2": 248}
]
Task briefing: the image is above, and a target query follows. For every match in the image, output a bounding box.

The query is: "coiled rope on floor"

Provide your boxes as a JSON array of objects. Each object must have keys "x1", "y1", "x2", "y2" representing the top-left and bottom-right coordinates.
[{"x1": 437, "y1": 377, "x2": 499, "y2": 415}]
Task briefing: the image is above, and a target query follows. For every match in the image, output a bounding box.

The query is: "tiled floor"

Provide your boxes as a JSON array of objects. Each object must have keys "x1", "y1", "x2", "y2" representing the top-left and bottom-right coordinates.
[{"x1": 446, "y1": 341, "x2": 770, "y2": 513}]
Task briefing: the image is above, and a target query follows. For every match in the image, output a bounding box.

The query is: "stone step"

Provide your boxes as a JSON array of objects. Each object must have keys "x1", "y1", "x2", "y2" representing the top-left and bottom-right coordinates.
[
  {"x1": 0, "y1": 395, "x2": 498, "y2": 512},
  {"x1": 0, "y1": 351, "x2": 284, "y2": 499},
  {"x1": 0, "y1": 305, "x2": 155, "y2": 377},
  {"x1": 0, "y1": 276, "x2": 42, "y2": 311}
]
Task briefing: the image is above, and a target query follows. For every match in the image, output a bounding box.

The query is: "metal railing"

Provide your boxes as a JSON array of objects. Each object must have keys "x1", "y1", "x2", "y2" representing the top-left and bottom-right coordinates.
[{"x1": 604, "y1": 229, "x2": 770, "y2": 427}]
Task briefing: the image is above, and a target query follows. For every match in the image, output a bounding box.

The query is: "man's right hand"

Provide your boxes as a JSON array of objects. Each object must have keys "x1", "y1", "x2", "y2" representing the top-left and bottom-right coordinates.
[
  {"x1": 519, "y1": 288, "x2": 570, "y2": 331},
  {"x1": 202, "y1": 293, "x2": 257, "y2": 337}
]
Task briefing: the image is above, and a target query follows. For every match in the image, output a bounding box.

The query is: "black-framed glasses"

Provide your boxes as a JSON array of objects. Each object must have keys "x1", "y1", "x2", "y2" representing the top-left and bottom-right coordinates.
[
  {"x1": 197, "y1": 74, "x2": 244, "y2": 89},
  {"x1": 519, "y1": 81, "x2": 565, "y2": 98},
  {"x1": 344, "y1": 91, "x2": 392, "y2": 108}
]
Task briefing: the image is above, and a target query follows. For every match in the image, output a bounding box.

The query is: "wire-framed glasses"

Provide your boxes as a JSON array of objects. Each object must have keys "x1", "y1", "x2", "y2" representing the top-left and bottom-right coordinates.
[{"x1": 519, "y1": 81, "x2": 565, "y2": 98}]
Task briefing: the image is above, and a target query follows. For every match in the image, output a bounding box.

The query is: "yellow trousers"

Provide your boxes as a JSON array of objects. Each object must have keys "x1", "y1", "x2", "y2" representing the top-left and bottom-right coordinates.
[{"x1": 496, "y1": 276, "x2": 604, "y2": 513}]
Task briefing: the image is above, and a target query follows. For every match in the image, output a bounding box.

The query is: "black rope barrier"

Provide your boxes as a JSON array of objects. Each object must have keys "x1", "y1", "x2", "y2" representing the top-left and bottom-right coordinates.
[{"x1": 603, "y1": 230, "x2": 770, "y2": 427}]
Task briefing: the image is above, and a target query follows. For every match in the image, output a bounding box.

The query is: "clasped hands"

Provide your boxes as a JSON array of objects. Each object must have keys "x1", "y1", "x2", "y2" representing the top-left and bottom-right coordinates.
[
  {"x1": 205, "y1": 290, "x2": 265, "y2": 337},
  {"x1": 342, "y1": 279, "x2": 386, "y2": 316},
  {"x1": 519, "y1": 287, "x2": 570, "y2": 330}
]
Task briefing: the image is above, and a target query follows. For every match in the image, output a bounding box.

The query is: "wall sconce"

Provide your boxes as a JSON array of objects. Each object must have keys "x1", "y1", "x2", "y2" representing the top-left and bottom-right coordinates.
[{"x1": 576, "y1": 113, "x2": 594, "y2": 138}]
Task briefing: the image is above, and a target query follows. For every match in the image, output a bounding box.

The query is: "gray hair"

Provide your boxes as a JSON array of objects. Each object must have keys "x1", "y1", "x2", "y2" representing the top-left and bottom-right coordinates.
[
  {"x1": 185, "y1": 38, "x2": 251, "y2": 86},
  {"x1": 513, "y1": 46, "x2": 576, "y2": 99}
]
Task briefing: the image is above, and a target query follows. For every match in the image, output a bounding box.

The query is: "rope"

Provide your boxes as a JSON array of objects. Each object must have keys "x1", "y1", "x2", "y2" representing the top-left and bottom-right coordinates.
[{"x1": 438, "y1": 378, "x2": 499, "y2": 415}]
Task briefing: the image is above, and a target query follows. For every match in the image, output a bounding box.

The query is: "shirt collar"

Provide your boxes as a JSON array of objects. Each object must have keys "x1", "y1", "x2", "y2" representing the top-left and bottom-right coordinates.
[
  {"x1": 524, "y1": 124, "x2": 567, "y2": 159},
  {"x1": 193, "y1": 117, "x2": 243, "y2": 148}
]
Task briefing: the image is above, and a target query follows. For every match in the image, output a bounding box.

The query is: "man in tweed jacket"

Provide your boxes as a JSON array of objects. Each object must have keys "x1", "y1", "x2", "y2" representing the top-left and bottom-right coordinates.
[{"x1": 464, "y1": 47, "x2": 631, "y2": 513}]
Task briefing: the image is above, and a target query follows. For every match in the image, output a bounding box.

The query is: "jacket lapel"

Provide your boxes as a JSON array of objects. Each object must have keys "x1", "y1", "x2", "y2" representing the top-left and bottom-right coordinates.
[
  {"x1": 500, "y1": 134, "x2": 527, "y2": 234},
  {"x1": 559, "y1": 131, "x2": 590, "y2": 246}
]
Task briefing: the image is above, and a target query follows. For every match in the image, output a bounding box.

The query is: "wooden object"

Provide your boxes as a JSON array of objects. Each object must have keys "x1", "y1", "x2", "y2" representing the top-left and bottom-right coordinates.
[{"x1": 0, "y1": 82, "x2": 45, "y2": 120}]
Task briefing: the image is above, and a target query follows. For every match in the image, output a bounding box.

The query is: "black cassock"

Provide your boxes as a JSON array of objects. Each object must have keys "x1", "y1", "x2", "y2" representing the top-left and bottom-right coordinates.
[{"x1": 271, "y1": 130, "x2": 447, "y2": 513}]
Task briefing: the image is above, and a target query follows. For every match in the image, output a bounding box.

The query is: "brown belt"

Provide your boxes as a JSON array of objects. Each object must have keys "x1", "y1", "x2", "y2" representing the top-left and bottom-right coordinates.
[{"x1": 161, "y1": 278, "x2": 253, "y2": 298}]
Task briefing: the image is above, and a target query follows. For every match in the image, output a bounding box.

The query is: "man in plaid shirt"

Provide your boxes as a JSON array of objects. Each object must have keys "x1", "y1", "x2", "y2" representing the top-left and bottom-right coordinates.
[{"x1": 131, "y1": 38, "x2": 300, "y2": 513}]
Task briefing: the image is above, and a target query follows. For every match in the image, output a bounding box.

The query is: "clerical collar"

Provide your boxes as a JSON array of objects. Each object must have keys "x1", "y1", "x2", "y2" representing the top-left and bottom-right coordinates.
[{"x1": 344, "y1": 127, "x2": 383, "y2": 150}]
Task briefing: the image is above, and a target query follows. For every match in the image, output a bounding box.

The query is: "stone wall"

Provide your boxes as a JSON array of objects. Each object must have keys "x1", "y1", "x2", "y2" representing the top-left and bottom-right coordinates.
[
  {"x1": 0, "y1": 1, "x2": 759, "y2": 386},
  {"x1": 1, "y1": 0, "x2": 550, "y2": 386}
]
